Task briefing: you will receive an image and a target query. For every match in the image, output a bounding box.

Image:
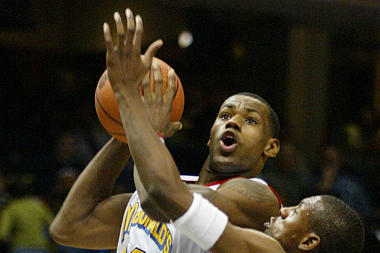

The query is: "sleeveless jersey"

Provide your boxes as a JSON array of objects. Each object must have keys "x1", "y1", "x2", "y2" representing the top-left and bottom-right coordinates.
[
  {"x1": 116, "y1": 176, "x2": 281, "y2": 253},
  {"x1": 116, "y1": 191, "x2": 175, "y2": 253}
]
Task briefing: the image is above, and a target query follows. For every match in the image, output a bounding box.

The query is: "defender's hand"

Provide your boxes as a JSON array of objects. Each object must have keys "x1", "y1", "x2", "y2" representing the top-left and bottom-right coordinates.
[
  {"x1": 103, "y1": 8, "x2": 163, "y2": 98},
  {"x1": 141, "y1": 63, "x2": 182, "y2": 138}
]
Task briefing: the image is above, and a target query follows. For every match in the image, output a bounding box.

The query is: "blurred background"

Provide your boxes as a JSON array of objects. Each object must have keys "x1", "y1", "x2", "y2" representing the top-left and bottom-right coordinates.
[{"x1": 0, "y1": 0, "x2": 379, "y2": 252}]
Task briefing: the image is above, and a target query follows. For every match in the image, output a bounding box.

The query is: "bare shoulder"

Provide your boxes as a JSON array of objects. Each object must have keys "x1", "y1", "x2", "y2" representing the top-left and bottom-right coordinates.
[
  {"x1": 217, "y1": 178, "x2": 279, "y2": 207},
  {"x1": 215, "y1": 178, "x2": 280, "y2": 229}
]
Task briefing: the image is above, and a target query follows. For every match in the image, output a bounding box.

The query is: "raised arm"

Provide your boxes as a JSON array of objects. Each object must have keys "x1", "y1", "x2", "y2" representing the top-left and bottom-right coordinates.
[
  {"x1": 49, "y1": 128, "x2": 132, "y2": 249},
  {"x1": 103, "y1": 9, "x2": 192, "y2": 219},
  {"x1": 102, "y1": 8, "x2": 286, "y2": 253}
]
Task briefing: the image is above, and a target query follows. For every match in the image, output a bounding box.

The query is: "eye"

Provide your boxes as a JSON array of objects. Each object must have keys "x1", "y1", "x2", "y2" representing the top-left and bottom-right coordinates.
[
  {"x1": 220, "y1": 113, "x2": 231, "y2": 120},
  {"x1": 246, "y1": 118, "x2": 257, "y2": 125}
]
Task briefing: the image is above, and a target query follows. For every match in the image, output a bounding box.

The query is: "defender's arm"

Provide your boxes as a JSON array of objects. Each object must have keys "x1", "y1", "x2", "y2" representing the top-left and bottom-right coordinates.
[
  {"x1": 50, "y1": 138, "x2": 132, "y2": 249},
  {"x1": 211, "y1": 222, "x2": 286, "y2": 253}
]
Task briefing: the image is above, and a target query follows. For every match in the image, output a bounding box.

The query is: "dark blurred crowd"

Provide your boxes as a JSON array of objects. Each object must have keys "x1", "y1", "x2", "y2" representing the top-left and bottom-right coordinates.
[
  {"x1": 0, "y1": 95, "x2": 379, "y2": 252},
  {"x1": 259, "y1": 106, "x2": 380, "y2": 252}
]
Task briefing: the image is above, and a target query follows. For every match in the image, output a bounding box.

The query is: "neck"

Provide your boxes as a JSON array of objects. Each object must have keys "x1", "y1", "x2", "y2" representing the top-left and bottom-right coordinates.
[{"x1": 197, "y1": 156, "x2": 260, "y2": 185}]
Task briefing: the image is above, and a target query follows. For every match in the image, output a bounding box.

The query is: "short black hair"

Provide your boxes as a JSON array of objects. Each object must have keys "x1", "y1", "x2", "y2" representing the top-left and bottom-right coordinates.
[
  {"x1": 235, "y1": 92, "x2": 280, "y2": 138},
  {"x1": 309, "y1": 195, "x2": 365, "y2": 253}
]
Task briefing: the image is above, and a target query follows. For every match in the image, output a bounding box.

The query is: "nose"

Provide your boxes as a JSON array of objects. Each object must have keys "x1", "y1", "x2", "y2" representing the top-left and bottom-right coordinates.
[{"x1": 225, "y1": 116, "x2": 241, "y2": 131}]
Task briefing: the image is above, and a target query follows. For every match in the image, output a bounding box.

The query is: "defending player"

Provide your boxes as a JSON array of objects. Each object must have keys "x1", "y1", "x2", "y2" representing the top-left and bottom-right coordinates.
[
  {"x1": 100, "y1": 8, "x2": 365, "y2": 253},
  {"x1": 50, "y1": 8, "x2": 280, "y2": 252}
]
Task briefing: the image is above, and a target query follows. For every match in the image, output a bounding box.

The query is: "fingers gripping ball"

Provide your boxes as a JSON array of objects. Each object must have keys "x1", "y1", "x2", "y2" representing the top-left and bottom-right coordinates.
[{"x1": 95, "y1": 57, "x2": 185, "y2": 143}]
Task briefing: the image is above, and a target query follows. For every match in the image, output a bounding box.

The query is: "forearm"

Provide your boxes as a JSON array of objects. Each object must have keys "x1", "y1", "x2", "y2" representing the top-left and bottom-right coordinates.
[
  {"x1": 133, "y1": 165, "x2": 148, "y2": 203},
  {"x1": 117, "y1": 86, "x2": 192, "y2": 220},
  {"x1": 133, "y1": 166, "x2": 171, "y2": 222},
  {"x1": 211, "y1": 224, "x2": 285, "y2": 253},
  {"x1": 171, "y1": 194, "x2": 284, "y2": 253},
  {"x1": 51, "y1": 137, "x2": 130, "y2": 237},
  {"x1": 103, "y1": 9, "x2": 191, "y2": 220}
]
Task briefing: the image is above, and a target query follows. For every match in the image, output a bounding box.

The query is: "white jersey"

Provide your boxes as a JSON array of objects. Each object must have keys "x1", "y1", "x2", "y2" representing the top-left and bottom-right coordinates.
[
  {"x1": 117, "y1": 176, "x2": 278, "y2": 253},
  {"x1": 116, "y1": 191, "x2": 176, "y2": 253}
]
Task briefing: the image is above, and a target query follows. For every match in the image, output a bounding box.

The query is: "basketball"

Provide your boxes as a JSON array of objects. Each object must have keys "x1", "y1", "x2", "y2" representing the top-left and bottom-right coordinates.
[{"x1": 94, "y1": 57, "x2": 185, "y2": 143}]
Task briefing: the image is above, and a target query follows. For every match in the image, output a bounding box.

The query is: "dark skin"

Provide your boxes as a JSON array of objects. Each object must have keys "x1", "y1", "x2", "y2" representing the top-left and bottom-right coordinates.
[
  {"x1": 103, "y1": 9, "x2": 323, "y2": 253},
  {"x1": 206, "y1": 197, "x2": 322, "y2": 253},
  {"x1": 264, "y1": 197, "x2": 322, "y2": 252},
  {"x1": 177, "y1": 93, "x2": 282, "y2": 230},
  {"x1": 49, "y1": 8, "x2": 280, "y2": 250}
]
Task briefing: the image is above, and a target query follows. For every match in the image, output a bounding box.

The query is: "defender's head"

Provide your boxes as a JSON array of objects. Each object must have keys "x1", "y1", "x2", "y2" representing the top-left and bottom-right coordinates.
[{"x1": 265, "y1": 195, "x2": 365, "y2": 253}]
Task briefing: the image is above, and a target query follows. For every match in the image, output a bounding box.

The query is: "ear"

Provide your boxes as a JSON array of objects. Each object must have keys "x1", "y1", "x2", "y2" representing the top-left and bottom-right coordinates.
[
  {"x1": 264, "y1": 138, "x2": 280, "y2": 158},
  {"x1": 207, "y1": 139, "x2": 210, "y2": 147},
  {"x1": 298, "y1": 232, "x2": 320, "y2": 251}
]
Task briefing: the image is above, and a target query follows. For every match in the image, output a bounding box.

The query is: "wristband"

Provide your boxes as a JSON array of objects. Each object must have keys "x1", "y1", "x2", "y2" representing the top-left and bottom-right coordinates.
[{"x1": 173, "y1": 193, "x2": 228, "y2": 250}]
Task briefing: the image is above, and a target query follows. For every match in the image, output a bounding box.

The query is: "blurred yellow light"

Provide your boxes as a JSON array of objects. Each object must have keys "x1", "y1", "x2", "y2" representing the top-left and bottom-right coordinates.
[{"x1": 178, "y1": 30, "x2": 193, "y2": 48}]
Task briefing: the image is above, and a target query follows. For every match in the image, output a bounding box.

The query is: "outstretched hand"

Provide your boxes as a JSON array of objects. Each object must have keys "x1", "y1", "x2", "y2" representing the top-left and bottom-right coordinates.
[
  {"x1": 141, "y1": 63, "x2": 182, "y2": 138},
  {"x1": 103, "y1": 8, "x2": 163, "y2": 97}
]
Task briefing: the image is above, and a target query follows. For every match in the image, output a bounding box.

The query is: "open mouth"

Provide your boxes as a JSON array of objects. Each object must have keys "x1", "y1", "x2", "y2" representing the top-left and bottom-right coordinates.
[{"x1": 220, "y1": 131, "x2": 238, "y2": 153}]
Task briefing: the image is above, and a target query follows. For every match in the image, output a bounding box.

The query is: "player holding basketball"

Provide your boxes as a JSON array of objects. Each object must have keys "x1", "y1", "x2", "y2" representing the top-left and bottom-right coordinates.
[
  {"x1": 99, "y1": 7, "x2": 365, "y2": 253},
  {"x1": 50, "y1": 8, "x2": 281, "y2": 253}
]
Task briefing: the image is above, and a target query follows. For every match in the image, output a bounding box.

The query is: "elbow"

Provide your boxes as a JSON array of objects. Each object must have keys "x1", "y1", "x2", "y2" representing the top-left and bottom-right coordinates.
[
  {"x1": 49, "y1": 217, "x2": 76, "y2": 246},
  {"x1": 49, "y1": 220, "x2": 67, "y2": 245},
  {"x1": 49, "y1": 223, "x2": 63, "y2": 245}
]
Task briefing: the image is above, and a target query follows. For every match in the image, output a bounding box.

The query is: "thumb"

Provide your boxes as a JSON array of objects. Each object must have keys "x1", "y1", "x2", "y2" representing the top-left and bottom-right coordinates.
[
  {"x1": 171, "y1": 121, "x2": 183, "y2": 132},
  {"x1": 166, "y1": 121, "x2": 183, "y2": 138},
  {"x1": 143, "y1": 39, "x2": 163, "y2": 67}
]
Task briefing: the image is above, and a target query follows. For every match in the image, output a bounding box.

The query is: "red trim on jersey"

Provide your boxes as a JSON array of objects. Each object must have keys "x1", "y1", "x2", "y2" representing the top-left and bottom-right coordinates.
[
  {"x1": 157, "y1": 132, "x2": 164, "y2": 139},
  {"x1": 268, "y1": 185, "x2": 283, "y2": 208}
]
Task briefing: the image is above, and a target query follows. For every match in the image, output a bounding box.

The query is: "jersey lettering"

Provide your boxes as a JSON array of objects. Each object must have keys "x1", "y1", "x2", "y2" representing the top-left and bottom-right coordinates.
[
  {"x1": 121, "y1": 202, "x2": 173, "y2": 253},
  {"x1": 121, "y1": 202, "x2": 139, "y2": 242},
  {"x1": 131, "y1": 248, "x2": 145, "y2": 253}
]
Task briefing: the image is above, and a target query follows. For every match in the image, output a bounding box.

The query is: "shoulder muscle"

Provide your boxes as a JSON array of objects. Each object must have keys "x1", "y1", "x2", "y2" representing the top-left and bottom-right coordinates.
[{"x1": 215, "y1": 178, "x2": 280, "y2": 229}]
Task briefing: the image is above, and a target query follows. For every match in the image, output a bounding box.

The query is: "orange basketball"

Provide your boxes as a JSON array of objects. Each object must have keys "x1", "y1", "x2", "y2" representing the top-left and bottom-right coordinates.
[{"x1": 94, "y1": 57, "x2": 185, "y2": 143}]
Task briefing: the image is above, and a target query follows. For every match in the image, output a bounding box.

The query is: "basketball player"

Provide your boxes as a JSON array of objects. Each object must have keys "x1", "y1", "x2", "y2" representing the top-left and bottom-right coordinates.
[
  {"x1": 50, "y1": 8, "x2": 281, "y2": 253},
  {"x1": 97, "y1": 8, "x2": 365, "y2": 253}
]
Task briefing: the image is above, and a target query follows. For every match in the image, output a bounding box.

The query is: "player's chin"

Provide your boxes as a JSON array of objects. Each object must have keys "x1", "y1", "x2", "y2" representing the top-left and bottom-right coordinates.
[{"x1": 210, "y1": 156, "x2": 250, "y2": 174}]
